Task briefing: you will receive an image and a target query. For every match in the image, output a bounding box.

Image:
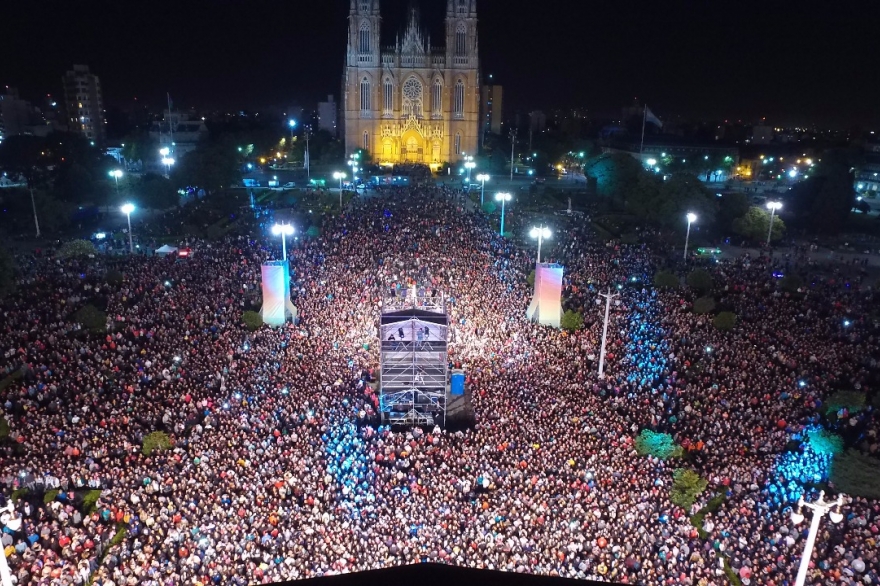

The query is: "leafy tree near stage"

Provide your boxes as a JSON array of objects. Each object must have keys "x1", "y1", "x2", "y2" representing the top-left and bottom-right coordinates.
[
  {"x1": 121, "y1": 132, "x2": 157, "y2": 165},
  {"x1": 635, "y1": 429, "x2": 684, "y2": 460},
  {"x1": 142, "y1": 431, "x2": 173, "y2": 456},
  {"x1": 670, "y1": 468, "x2": 709, "y2": 510},
  {"x1": 686, "y1": 269, "x2": 713, "y2": 293},
  {"x1": 58, "y1": 239, "x2": 97, "y2": 259},
  {"x1": 693, "y1": 297, "x2": 716, "y2": 314},
  {"x1": 655, "y1": 173, "x2": 717, "y2": 228},
  {"x1": 830, "y1": 449, "x2": 880, "y2": 499},
  {"x1": 171, "y1": 139, "x2": 242, "y2": 194},
  {"x1": 788, "y1": 148, "x2": 859, "y2": 235},
  {"x1": 527, "y1": 270, "x2": 535, "y2": 287},
  {"x1": 73, "y1": 304, "x2": 107, "y2": 334},
  {"x1": 583, "y1": 153, "x2": 645, "y2": 208},
  {"x1": 242, "y1": 311, "x2": 263, "y2": 332},
  {"x1": 0, "y1": 247, "x2": 15, "y2": 298},
  {"x1": 654, "y1": 270, "x2": 679, "y2": 289},
  {"x1": 717, "y1": 191, "x2": 750, "y2": 232},
  {"x1": 732, "y1": 206, "x2": 785, "y2": 243},
  {"x1": 139, "y1": 173, "x2": 178, "y2": 209},
  {"x1": 713, "y1": 311, "x2": 737, "y2": 331},
  {"x1": 779, "y1": 275, "x2": 803, "y2": 293},
  {"x1": 824, "y1": 390, "x2": 866, "y2": 416},
  {"x1": 560, "y1": 310, "x2": 584, "y2": 332}
]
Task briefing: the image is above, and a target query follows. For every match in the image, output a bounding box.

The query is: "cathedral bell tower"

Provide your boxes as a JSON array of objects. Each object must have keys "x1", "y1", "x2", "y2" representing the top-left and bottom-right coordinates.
[
  {"x1": 347, "y1": 0, "x2": 381, "y2": 67},
  {"x1": 446, "y1": 0, "x2": 478, "y2": 67}
]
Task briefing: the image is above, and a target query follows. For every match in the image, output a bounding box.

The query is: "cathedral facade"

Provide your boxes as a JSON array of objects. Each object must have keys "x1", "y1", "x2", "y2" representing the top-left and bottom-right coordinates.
[{"x1": 341, "y1": 0, "x2": 480, "y2": 167}]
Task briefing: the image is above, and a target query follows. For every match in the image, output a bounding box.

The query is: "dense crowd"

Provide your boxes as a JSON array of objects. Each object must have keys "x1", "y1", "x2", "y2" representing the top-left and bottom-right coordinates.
[{"x1": 1, "y1": 186, "x2": 879, "y2": 586}]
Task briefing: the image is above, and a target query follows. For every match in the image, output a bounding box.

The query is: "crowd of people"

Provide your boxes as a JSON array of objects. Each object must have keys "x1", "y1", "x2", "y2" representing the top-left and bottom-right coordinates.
[{"x1": 1, "y1": 185, "x2": 878, "y2": 586}]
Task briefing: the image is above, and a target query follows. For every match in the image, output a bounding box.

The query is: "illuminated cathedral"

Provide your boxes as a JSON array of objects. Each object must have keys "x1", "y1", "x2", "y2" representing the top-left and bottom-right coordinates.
[{"x1": 340, "y1": 0, "x2": 480, "y2": 167}]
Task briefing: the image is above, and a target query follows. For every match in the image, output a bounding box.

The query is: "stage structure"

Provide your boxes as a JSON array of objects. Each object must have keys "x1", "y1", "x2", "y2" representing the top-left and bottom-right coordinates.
[
  {"x1": 260, "y1": 261, "x2": 298, "y2": 326},
  {"x1": 526, "y1": 263, "x2": 565, "y2": 328},
  {"x1": 379, "y1": 287, "x2": 449, "y2": 426}
]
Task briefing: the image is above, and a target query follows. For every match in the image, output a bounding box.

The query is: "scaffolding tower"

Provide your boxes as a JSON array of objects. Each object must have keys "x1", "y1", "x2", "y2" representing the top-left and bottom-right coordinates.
[{"x1": 379, "y1": 287, "x2": 449, "y2": 426}]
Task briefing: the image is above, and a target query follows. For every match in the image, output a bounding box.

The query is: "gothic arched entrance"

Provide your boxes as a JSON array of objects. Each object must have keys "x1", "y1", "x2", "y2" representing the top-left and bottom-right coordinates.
[{"x1": 401, "y1": 130, "x2": 424, "y2": 163}]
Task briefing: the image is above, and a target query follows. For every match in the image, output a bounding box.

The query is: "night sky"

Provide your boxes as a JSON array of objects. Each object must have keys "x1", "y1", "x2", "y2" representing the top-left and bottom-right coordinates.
[{"x1": 3, "y1": 0, "x2": 878, "y2": 128}]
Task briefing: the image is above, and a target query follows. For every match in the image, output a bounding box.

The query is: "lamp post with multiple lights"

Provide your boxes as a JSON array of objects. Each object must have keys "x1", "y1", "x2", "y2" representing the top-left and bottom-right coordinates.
[
  {"x1": 333, "y1": 172, "x2": 347, "y2": 208},
  {"x1": 684, "y1": 212, "x2": 697, "y2": 261},
  {"x1": 790, "y1": 491, "x2": 845, "y2": 586},
  {"x1": 271, "y1": 223, "x2": 295, "y2": 261},
  {"x1": 530, "y1": 225, "x2": 551, "y2": 264},
  {"x1": 1, "y1": 500, "x2": 22, "y2": 586},
  {"x1": 597, "y1": 289, "x2": 620, "y2": 379},
  {"x1": 109, "y1": 169, "x2": 123, "y2": 197},
  {"x1": 766, "y1": 201, "x2": 782, "y2": 246},
  {"x1": 476, "y1": 173, "x2": 490, "y2": 206},
  {"x1": 495, "y1": 192, "x2": 512, "y2": 236},
  {"x1": 464, "y1": 155, "x2": 476, "y2": 184},
  {"x1": 121, "y1": 203, "x2": 135, "y2": 253}
]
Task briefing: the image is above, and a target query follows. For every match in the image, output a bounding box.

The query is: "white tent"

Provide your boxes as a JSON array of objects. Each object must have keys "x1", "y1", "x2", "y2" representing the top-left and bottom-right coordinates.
[{"x1": 155, "y1": 245, "x2": 178, "y2": 256}]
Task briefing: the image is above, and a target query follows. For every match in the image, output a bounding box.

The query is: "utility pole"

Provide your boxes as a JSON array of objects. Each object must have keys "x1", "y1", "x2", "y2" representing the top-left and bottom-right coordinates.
[
  {"x1": 29, "y1": 185, "x2": 40, "y2": 238},
  {"x1": 598, "y1": 289, "x2": 619, "y2": 379},
  {"x1": 509, "y1": 128, "x2": 517, "y2": 182},
  {"x1": 305, "y1": 126, "x2": 311, "y2": 180}
]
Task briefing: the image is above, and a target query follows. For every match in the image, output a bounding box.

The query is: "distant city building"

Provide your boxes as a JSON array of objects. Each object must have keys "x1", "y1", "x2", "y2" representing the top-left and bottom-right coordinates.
[
  {"x1": 751, "y1": 125, "x2": 774, "y2": 144},
  {"x1": 856, "y1": 141, "x2": 880, "y2": 194},
  {"x1": 147, "y1": 111, "x2": 208, "y2": 171},
  {"x1": 0, "y1": 87, "x2": 31, "y2": 141},
  {"x1": 481, "y1": 84, "x2": 503, "y2": 136},
  {"x1": 603, "y1": 139, "x2": 739, "y2": 182},
  {"x1": 62, "y1": 65, "x2": 105, "y2": 145},
  {"x1": 317, "y1": 95, "x2": 338, "y2": 135},
  {"x1": 341, "y1": 0, "x2": 480, "y2": 166},
  {"x1": 529, "y1": 110, "x2": 546, "y2": 133},
  {"x1": 0, "y1": 88, "x2": 60, "y2": 141}
]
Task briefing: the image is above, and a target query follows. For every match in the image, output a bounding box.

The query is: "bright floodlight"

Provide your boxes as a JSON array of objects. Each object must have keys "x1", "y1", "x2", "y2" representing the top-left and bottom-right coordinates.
[
  {"x1": 288, "y1": 119, "x2": 296, "y2": 128},
  {"x1": 109, "y1": 170, "x2": 123, "y2": 179},
  {"x1": 159, "y1": 147, "x2": 170, "y2": 156},
  {"x1": 333, "y1": 171, "x2": 346, "y2": 180},
  {"x1": 496, "y1": 192, "x2": 512, "y2": 202},
  {"x1": 788, "y1": 169, "x2": 798, "y2": 178},
  {"x1": 271, "y1": 223, "x2": 294, "y2": 236},
  {"x1": 120, "y1": 203, "x2": 135, "y2": 215},
  {"x1": 767, "y1": 201, "x2": 783, "y2": 211},
  {"x1": 646, "y1": 158, "x2": 657, "y2": 166},
  {"x1": 162, "y1": 157, "x2": 175, "y2": 166},
  {"x1": 530, "y1": 226, "x2": 551, "y2": 239},
  {"x1": 476, "y1": 173, "x2": 490, "y2": 182},
  {"x1": 686, "y1": 212, "x2": 697, "y2": 223},
  {"x1": 465, "y1": 161, "x2": 476, "y2": 169}
]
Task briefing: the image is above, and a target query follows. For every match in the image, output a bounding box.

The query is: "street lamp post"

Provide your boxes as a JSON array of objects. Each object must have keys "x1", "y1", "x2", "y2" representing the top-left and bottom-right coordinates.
[
  {"x1": 271, "y1": 223, "x2": 295, "y2": 261},
  {"x1": 1, "y1": 500, "x2": 22, "y2": 586},
  {"x1": 476, "y1": 173, "x2": 490, "y2": 206},
  {"x1": 464, "y1": 156, "x2": 476, "y2": 184},
  {"x1": 109, "y1": 169, "x2": 123, "y2": 197},
  {"x1": 766, "y1": 201, "x2": 782, "y2": 246},
  {"x1": 530, "y1": 225, "x2": 551, "y2": 264},
  {"x1": 597, "y1": 289, "x2": 620, "y2": 379},
  {"x1": 333, "y1": 172, "x2": 347, "y2": 209},
  {"x1": 790, "y1": 491, "x2": 845, "y2": 586},
  {"x1": 684, "y1": 212, "x2": 697, "y2": 261},
  {"x1": 121, "y1": 203, "x2": 135, "y2": 253},
  {"x1": 288, "y1": 119, "x2": 296, "y2": 142},
  {"x1": 495, "y1": 192, "x2": 512, "y2": 236}
]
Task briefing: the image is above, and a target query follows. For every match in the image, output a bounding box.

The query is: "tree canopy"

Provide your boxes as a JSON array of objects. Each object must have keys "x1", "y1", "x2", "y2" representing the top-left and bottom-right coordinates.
[
  {"x1": 0, "y1": 247, "x2": 15, "y2": 298},
  {"x1": 788, "y1": 148, "x2": 858, "y2": 235},
  {"x1": 171, "y1": 139, "x2": 242, "y2": 193},
  {"x1": 733, "y1": 206, "x2": 785, "y2": 243}
]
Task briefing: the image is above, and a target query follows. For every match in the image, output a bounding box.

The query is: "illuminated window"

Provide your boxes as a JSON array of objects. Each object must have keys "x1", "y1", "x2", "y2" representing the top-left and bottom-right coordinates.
[
  {"x1": 402, "y1": 77, "x2": 423, "y2": 117},
  {"x1": 454, "y1": 133, "x2": 462, "y2": 155},
  {"x1": 363, "y1": 131, "x2": 370, "y2": 151},
  {"x1": 432, "y1": 79, "x2": 442, "y2": 114},
  {"x1": 453, "y1": 80, "x2": 465, "y2": 117},
  {"x1": 383, "y1": 78, "x2": 393, "y2": 114},
  {"x1": 358, "y1": 22, "x2": 371, "y2": 54},
  {"x1": 455, "y1": 22, "x2": 467, "y2": 55},
  {"x1": 360, "y1": 78, "x2": 371, "y2": 112}
]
